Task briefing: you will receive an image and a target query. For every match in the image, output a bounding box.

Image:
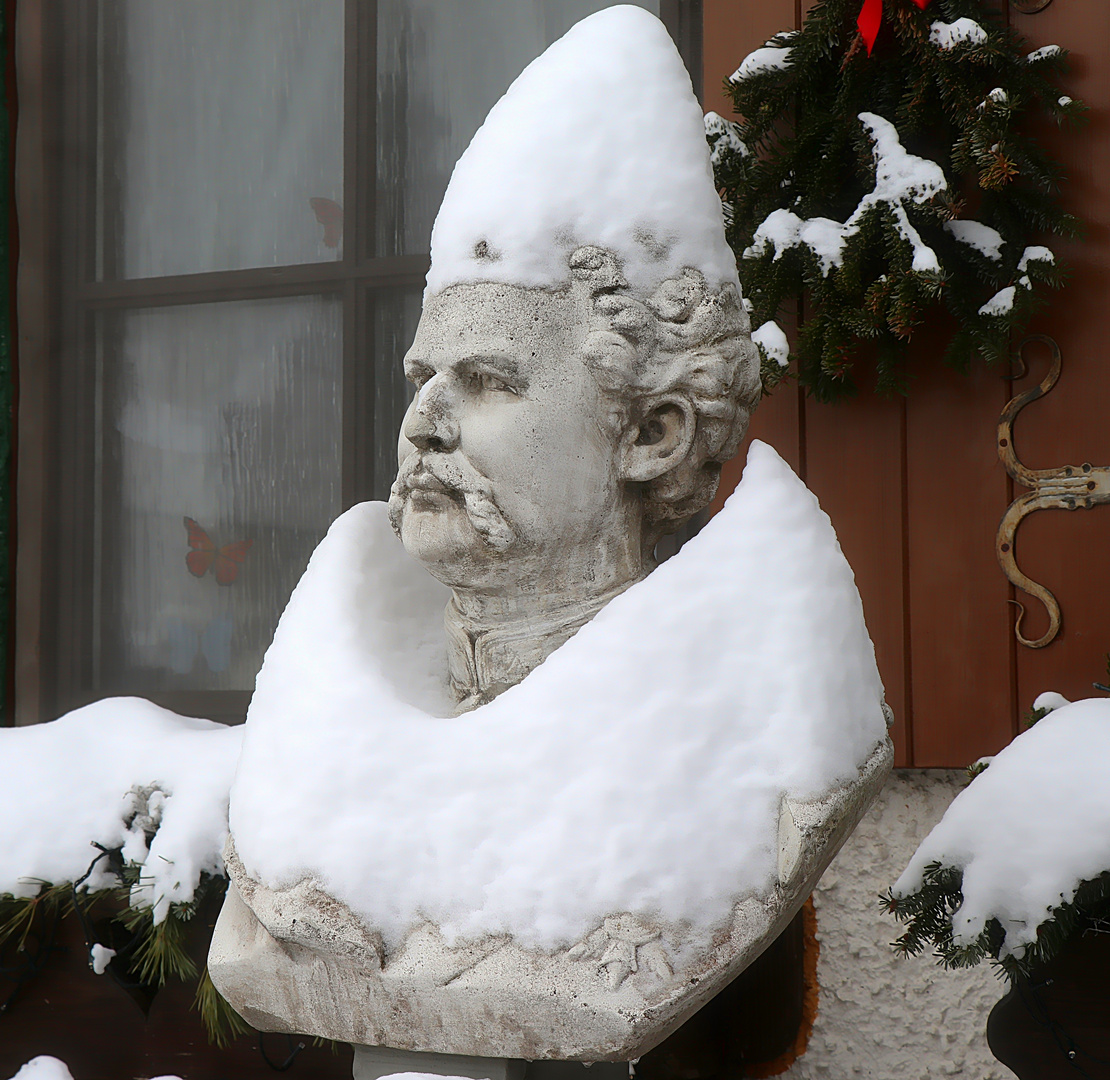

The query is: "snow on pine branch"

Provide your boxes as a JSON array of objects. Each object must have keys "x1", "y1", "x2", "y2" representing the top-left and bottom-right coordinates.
[
  {"x1": 978, "y1": 245, "x2": 1056, "y2": 311},
  {"x1": 944, "y1": 219, "x2": 1004, "y2": 261},
  {"x1": 1026, "y1": 44, "x2": 1063, "y2": 63},
  {"x1": 928, "y1": 19, "x2": 987, "y2": 50},
  {"x1": 978, "y1": 87, "x2": 1010, "y2": 111},
  {"x1": 978, "y1": 286, "x2": 1015, "y2": 317},
  {"x1": 1016, "y1": 244, "x2": 1055, "y2": 288},
  {"x1": 744, "y1": 112, "x2": 946, "y2": 276},
  {"x1": 894, "y1": 696, "x2": 1110, "y2": 960},
  {"x1": 729, "y1": 33, "x2": 795, "y2": 82},
  {"x1": 1018, "y1": 245, "x2": 1054, "y2": 271},
  {"x1": 0, "y1": 698, "x2": 241, "y2": 924},
  {"x1": 744, "y1": 209, "x2": 852, "y2": 277},
  {"x1": 704, "y1": 111, "x2": 748, "y2": 168},
  {"x1": 752, "y1": 320, "x2": 790, "y2": 368},
  {"x1": 861, "y1": 113, "x2": 947, "y2": 206}
]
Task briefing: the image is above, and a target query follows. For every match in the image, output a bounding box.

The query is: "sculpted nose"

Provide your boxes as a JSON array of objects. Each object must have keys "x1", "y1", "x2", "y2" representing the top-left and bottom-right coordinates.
[{"x1": 404, "y1": 391, "x2": 459, "y2": 452}]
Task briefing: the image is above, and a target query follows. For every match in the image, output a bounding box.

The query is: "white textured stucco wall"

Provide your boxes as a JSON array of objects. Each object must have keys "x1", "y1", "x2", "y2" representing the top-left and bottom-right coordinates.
[{"x1": 780, "y1": 770, "x2": 1017, "y2": 1080}]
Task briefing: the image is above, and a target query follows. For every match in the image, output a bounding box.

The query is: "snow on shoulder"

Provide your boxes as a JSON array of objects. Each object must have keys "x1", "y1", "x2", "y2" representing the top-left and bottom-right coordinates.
[
  {"x1": 895, "y1": 697, "x2": 1110, "y2": 956},
  {"x1": 230, "y1": 442, "x2": 888, "y2": 952},
  {"x1": 0, "y1": 698, "x2": 241, "y2": 923},
  {"x1": 425, "y1": 5, "x2": 736, "y2": 298}
]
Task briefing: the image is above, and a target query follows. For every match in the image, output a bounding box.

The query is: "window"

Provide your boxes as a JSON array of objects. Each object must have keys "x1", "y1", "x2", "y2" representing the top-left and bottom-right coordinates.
[{"x1": 15, "y1": 0, "x2": 696, "y2": 724}]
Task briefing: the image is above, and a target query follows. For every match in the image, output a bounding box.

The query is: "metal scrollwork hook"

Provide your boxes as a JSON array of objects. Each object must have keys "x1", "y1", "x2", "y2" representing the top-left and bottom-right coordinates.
[{"x1": 996, "y1": 336, "x2": 1110, "y2": 648}]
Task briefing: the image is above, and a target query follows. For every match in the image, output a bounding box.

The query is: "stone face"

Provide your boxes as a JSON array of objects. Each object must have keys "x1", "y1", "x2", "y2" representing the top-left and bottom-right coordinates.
[{"x1": 211, "y1": 741, "x2": 891, "y2": 1061}]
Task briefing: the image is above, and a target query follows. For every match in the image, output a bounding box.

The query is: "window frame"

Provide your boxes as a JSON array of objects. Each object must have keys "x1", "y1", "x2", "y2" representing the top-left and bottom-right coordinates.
[{"x1": 13, "y1": 0, "x2": 701, "y2": 726}]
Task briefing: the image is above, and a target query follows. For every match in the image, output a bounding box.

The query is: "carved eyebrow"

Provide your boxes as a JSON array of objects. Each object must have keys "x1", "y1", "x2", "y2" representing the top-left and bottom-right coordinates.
[
  {"x1": 404, "y1": 357, "x2": 435, "y2": 385},
  {"x1": 462, "y1": 355, "x2": 525, "y2": 383}
]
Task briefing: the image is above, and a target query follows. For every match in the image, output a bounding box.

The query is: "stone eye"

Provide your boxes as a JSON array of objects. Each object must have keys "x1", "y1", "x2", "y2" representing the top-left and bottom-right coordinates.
[{"x1": 473, "y1": 372, "x2": 516, "y2": 394}]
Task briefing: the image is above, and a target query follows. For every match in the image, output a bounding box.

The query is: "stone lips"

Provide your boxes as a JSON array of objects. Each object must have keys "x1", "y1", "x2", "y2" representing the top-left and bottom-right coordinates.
[{"x1": 210, "y1": 739, "x2": 892, "y2": 1060}]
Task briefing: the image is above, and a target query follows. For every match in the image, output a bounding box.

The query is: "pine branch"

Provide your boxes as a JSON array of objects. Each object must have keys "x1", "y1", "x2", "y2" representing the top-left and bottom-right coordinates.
[
  {"x1": 884, "y1": 863, "x2": 1110, "y2": 983},
  {"x1": 194, "y1": 965, "x2": 252, "y2": 1047},
  {"x1": 2, "y1": 870, "x2": 256, "y2": 1049},
  {"x1": 0, "y1": 884, "x2": 74, "y2": 952},
  {"x1": 120, "y1": 904, "x2": 197, "y2": 987}
]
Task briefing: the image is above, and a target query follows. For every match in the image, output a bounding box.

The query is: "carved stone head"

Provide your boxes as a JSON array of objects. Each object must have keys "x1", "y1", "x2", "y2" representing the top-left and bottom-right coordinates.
[
  {"x1": 373, "y1": 0, "x2": 761, "y2": 708},
  {"x1": 388, "y1": 247, "x2": 760, "y2": 591}
]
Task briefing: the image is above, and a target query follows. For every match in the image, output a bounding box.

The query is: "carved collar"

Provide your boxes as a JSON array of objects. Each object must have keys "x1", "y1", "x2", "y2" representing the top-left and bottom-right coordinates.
[{"x1": 444, "y1": 586, "x2": 633, "y2": 712}]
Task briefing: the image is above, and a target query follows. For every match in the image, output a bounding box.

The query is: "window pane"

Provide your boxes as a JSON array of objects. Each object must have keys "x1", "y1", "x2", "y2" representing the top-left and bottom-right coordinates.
[
  {"x1": 102, "y1": 0, "x2": 345, "y2": 279},
  {"x1": 96, "y1": 297, "x2": 342, "y2": 694},
  {"x1": 375, "y1": 0, "x2": 661, "y2": 256},
  {"x1": 371, "y1": 288, "x2": 422, "y2": 500}
]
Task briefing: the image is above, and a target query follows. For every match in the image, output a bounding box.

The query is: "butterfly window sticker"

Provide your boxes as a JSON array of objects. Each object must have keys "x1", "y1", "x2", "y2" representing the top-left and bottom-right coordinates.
[
  {"x1": 310, "y1": 196, "x2": 343, "y2": 252},
  {"x1": 165, "y1": 517, "x2": 253, "y2": 677},
  {"x1": 184, "y1": 516, "x2": 253, "y2": 586}
]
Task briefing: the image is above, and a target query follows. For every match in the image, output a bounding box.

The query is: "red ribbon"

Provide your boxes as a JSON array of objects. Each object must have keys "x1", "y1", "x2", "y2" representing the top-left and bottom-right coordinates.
[{"x1": 858, "y1": 0, "x2": 932, "y2": 55}]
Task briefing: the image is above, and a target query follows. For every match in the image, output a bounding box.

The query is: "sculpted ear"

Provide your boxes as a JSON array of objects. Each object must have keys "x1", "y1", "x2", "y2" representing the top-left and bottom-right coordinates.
[{"x1": 619, "y1": 398, "x2": 697, "y2": 483}]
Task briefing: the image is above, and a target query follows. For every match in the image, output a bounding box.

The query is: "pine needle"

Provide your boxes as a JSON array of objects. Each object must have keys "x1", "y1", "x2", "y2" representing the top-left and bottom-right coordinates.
[{"x1": 194, "y1": 965, "x2": 253, "y2": 1047}]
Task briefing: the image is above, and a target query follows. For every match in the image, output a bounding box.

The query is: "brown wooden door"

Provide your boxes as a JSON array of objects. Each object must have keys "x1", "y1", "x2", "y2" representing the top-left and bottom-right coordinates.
[{"x1": 705, "y1": 0, "x2": 1110, "y2": 767}]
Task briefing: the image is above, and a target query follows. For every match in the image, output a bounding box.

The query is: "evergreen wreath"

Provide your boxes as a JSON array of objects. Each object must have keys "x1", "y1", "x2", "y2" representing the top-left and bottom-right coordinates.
[{"x1": 707, "y1": 0, "x2": 1086, "y2": 401}]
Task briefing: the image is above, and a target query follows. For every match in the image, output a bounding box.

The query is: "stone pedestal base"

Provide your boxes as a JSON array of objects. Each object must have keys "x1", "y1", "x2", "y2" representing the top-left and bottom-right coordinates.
[
  {"x1": 210, "y1": 739, "x2": 893, "y2": 1062},
  {"x1": 351, "y1": 1048, "x2": 630, "y2": 1080},
  {"x1": 351, "y1": 1046, "x2": 525, "y2": 1080}
]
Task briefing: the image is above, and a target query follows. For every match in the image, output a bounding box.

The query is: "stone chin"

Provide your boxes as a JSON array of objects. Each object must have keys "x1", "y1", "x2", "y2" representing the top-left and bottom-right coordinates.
[
  {"x1": 389, "y1": 490, "x2": 513, "y2": 590},
  {"x1": 387, "y1": 442, "x2": 522, "y2": 590}
]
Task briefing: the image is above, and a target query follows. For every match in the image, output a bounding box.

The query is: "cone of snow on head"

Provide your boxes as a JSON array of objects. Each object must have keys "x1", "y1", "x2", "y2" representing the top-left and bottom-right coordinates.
[{"x1": 427, "y1": 5, "x2": 740, "y2": 300}]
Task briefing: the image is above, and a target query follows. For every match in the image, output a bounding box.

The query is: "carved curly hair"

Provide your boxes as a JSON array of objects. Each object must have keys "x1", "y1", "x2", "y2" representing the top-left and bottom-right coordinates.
[{"x1": 568, "y1": 245, "x2": 761, "y2": 538}]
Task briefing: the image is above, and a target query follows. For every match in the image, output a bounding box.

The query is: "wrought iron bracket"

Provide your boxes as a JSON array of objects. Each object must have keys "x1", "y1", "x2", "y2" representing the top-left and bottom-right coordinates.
[{"x1": 996, "y1": 335, "x2": 1110, "y2": 648}]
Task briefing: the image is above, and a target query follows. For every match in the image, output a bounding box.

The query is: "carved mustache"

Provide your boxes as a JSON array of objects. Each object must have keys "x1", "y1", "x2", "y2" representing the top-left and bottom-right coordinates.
[
  {"x1": 393, "y1": 452, "x2": 494, "y2": 501},
  {"x1": 388, "y1": 452, "x2": 515, "y2": 552}
]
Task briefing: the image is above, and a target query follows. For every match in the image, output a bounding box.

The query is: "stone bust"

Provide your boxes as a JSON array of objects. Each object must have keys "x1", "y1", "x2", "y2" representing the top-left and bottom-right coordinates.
[
  {"x1": 208, "y1": 7, "x2": 894, "y2": 1071},
  {"x1": 388, "y1": 246, "x2": 759, "y2": 711}
]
